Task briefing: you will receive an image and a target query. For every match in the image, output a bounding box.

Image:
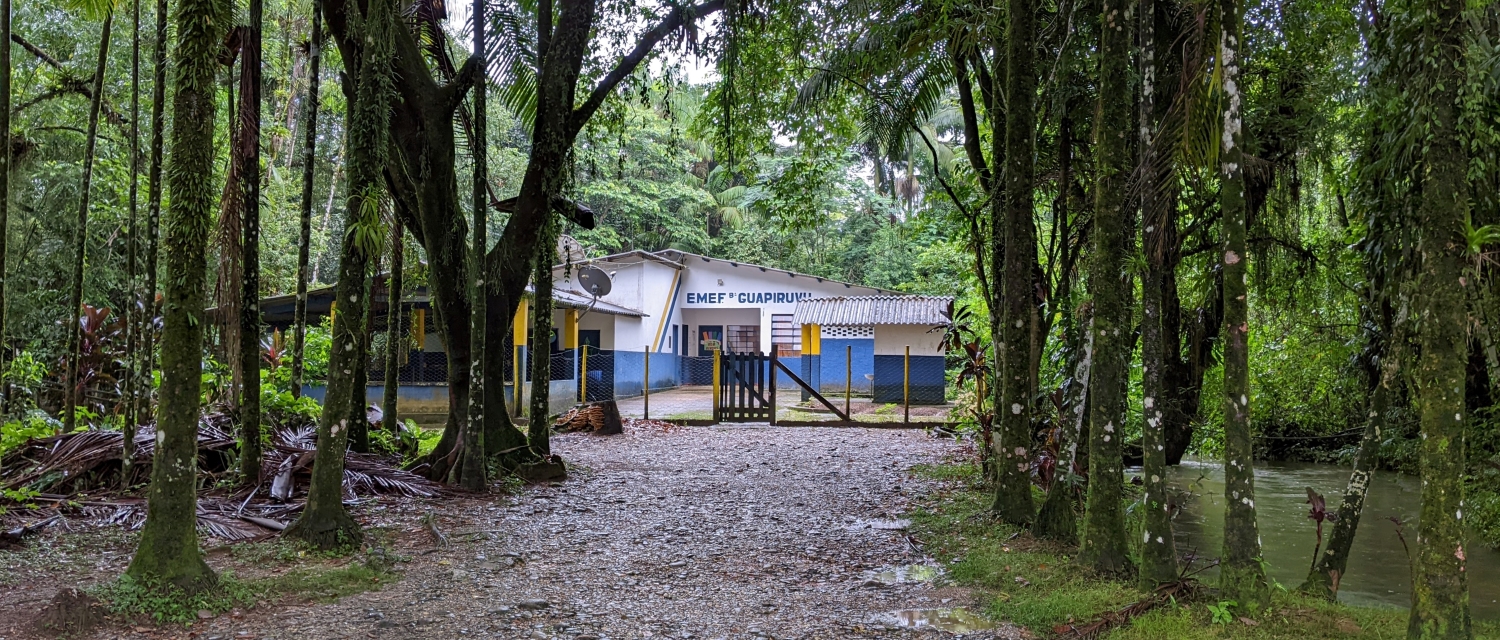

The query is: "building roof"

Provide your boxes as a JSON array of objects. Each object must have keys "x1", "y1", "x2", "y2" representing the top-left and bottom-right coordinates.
[
  {"x1": 793, "y1": 296, "x2": 955, "y2": 326},
  {"x1": 249, "y1": 273, "x2": 647, "y2": 326}
]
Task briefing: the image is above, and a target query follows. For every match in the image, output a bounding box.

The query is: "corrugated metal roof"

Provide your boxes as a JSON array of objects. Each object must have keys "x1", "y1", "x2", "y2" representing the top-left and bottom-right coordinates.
[
  {"x1": 542, "y1": 286, "x2": 649, "y2": 317},
  {"x1": 792, "y1": 296, "x2": 954, "y2": 326}
]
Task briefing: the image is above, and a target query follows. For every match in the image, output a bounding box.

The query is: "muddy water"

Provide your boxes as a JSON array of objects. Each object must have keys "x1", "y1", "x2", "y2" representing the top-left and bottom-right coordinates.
[{"x1": 1147, "y1": 458, "x2": 1500, "y2": 618}]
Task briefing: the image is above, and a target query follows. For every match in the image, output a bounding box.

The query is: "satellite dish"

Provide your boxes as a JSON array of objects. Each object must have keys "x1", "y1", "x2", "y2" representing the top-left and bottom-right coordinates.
[{"x1": 577, "y1": 265, "x2": 612, "y2": 297}]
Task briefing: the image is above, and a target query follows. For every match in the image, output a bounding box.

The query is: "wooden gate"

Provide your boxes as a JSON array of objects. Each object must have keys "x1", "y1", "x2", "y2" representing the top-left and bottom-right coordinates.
[{"x1": 716, "y1": 350, "x2": 772, "y2": 421}]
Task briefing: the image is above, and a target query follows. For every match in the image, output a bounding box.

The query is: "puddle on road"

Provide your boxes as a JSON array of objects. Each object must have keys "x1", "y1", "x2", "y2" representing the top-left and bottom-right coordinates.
[
  {"x1": 863, "y1": 564, "x2": 943, "y2": 585},
  {"x1": 880, "y1": 608, "x2": 997, "y2": 634},
  {"x1": 848, "y1": 518, "x2": 911, "y2": 531}
]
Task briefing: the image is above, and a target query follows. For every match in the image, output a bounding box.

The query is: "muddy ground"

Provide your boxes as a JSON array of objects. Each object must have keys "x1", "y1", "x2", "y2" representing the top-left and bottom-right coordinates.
[{"x1": 0, "y1": 423, "x2": 1021, "y2": 640}]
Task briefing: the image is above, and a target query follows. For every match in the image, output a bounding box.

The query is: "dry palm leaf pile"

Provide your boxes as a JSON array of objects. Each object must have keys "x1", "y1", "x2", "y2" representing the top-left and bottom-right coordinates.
[{"x1": 0, "y1": 416, "x2": 445, "y2": 544}]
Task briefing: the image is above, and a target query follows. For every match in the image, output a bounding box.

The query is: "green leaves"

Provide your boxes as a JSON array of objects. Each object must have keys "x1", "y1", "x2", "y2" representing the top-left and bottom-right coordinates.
[{"x1": 67, "y1": 0, "x2": 118, "y2": 21}]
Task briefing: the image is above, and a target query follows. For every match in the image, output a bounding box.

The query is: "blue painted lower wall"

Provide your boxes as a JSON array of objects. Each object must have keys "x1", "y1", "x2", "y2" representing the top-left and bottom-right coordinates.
[
  {"x1": 872, "y1": 355, "x2": 946, "y2": 404},
  {"x1": 612, "y1": 350, "x2": 680, "y2": 398},
  {"x1": 818, "y1": 339, "x2": 875, "y2": 394}
]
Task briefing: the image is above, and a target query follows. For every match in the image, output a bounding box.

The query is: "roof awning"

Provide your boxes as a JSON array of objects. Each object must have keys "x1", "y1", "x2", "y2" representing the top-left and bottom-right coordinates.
[{"x1": 792, "y1": 295, "x2": 954, "y2": 326}]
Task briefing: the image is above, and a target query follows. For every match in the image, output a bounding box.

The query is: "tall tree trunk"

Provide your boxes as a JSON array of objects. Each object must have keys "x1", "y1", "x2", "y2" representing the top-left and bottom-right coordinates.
[
  {"x1": 1218, "y1": 0, "x2": 1267, "y2": 606},
  {"x1": 1034, "y1": 112, "x2": 1079, "y2": 542},
  {"x1": 290, "y1": 0, "x2": 323, "y2": 400},
  {"x1": 1407, "y1": 0, "x2": 1471, "y2": 633},
  {"x1": 124, "y1": 0, "x2": 224, "y2": 590},
  {"x1": 993, "y1": 0, "x2": 1037, "y2": 525},
  {"x1": 1302, "y1": 358, "x2": 1395, "y2": 597},
  {"x1": 133, "y1": 0, "x2": 168, "y2": 430},
  {"x1": 382, "y1": 221, "x2": 403, "y2": 434},
  {"x1": 286, "y1": 0, "x2": 397, "y2": 548},
  {"x1": 216, "y1": 55, "x2": 246, "y2": 409},
  {"x1": 123, "y1": 0, "x2": 142, "y2": 487},
  {"x1": 1079, "y1": 0, "x2": 1133, "y2": 576},
  {"x1": 529, "y1": 217, "x2": 558, "y2": 456},
  {"x1": 1138, "y1": 0, "x2": 1177, "y2": 588},
  {"x1": 63, "y1": 11, "x2": 114, "y2": 433},
  {"x1": 238, "y1": 0, "x2": 264, "y2": 482},
  {"x1": 0, "y1": 0, "x2": 9, "y2": 413},
  {"x1": 350, "y1": 250, "x2": 375, "y2": 453},
  {"x1": 455, "y1": 0, "x2": 489, "y2": 491}
]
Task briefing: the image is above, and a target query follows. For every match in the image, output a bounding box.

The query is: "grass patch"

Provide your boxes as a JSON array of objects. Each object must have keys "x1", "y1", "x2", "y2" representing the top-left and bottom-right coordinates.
[
  {"x1": 93, "y1": 553, "x2": 396, "y2": 625},
  {"x1": 907, "y1": 460, "x2": 1500, "y2": 639}
]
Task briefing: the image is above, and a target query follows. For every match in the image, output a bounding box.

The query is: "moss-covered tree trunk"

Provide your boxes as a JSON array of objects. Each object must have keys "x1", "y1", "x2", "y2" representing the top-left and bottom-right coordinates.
[
  {"x1": 62, "y1": 10, "x2": 113, "y2": 433},
  {"x1": 455, "y1": 0, "x2": 489, "y2": 492},
  {"x1": 238, "y1": 0, "x2": 264, "y2": 483},
  {"x1": 1407, "y1": 0, "x2": 1471, "y2": 634},
  {"x1": 124, "y1": 0, "x2": 225, "y2": 590},
  {"x1": 382, "y1": 222, "x2": 403, "y2": 432},
  {"x1": 1078, "y1": 0, "x2": 1134, "y2": 577},
  {"x1": 1218, "y1": 0, "x2": 1267, "y2": 606},
  {"x1": 290, "y1": 1, "x2": 323, "y2": 400},
  {"x1": 529, "y1": 216, "x2": 559, "y2": 456},
  {"x1": 1302, "y1": 358, "x2": 1394, "y2": 598},
  {"x1": 992, "y1": 0, "x2": 1036, "y2": 525},
  {"x1": 286, "y1": 0, "x2": 397, "y2": 548},
  {"x1": 1138, "y1": 0, "x2": 1177, "y2": 588}
]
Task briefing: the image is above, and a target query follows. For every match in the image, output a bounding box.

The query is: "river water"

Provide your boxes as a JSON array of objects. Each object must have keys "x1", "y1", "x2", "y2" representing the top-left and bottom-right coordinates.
[{"x1": 1139, "y1": 458, "x2": 1500, "y2": 619}]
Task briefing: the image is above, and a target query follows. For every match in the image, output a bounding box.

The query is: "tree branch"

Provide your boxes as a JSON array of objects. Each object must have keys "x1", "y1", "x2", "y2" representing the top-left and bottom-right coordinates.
[
  {"x1": 567, "y1": 0, "x2": 725, "y2": 135},
  {"x1": 11, "y1": 33, "x2": 64, "y2": 69},
  {"x1": 439, "y1": 55, "x2": 483, "y2": 114},
  {"x1": 950, "y1": 44, "x2": 992, "y2": 192}
]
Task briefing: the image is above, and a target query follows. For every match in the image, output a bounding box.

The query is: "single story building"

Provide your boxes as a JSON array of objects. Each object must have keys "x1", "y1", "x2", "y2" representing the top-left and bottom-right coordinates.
[{"x1": 261, "y1": 249, "x2": 953, "y2": 420}]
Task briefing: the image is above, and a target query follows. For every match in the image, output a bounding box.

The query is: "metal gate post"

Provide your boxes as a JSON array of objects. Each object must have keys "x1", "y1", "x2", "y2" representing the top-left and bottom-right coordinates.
[
  {"x1": 643, "y1": 345, "x2": 650, "y2": 420},
  {"x1": 712, "y1": 349, "x2": 721, "y2": 423},
  {"x1": 904, "y1": 345, "x2": 910, "y2": 425}
]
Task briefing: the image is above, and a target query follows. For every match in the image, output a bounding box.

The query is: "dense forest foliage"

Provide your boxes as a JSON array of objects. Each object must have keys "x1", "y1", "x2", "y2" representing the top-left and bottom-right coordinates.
[{"x1": 2, "y1": 0, "x2": 1499, "y2": 634}]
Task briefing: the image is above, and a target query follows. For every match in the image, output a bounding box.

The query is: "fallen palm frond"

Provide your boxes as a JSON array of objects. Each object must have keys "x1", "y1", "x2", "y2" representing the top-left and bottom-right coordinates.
[
  {"x1": 1, "y1": 418, "x2": 237, "y2": 493},
  {"x1": 1, "y1": 418, "x2": 445, "y2": 545}
]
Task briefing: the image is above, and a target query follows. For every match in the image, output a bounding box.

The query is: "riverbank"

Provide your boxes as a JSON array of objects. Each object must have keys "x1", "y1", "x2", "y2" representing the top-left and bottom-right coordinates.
[{"x1": 908, "y1": 460, "x2": 1500, "y2": 639}]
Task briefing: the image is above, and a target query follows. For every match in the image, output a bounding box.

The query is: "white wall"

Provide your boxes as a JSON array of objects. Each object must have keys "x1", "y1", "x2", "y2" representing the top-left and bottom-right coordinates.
[
  {"x1": 676, "y1": 258, "x2": 887, "y2": 352},
  {"x1": 874, "y1": 324, "x2": 945, "y2": 356}
]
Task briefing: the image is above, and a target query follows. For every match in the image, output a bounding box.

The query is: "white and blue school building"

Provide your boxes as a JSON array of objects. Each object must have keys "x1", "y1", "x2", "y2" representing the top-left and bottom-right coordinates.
[
  {"x1": 259, "y1": 249, "x2": 953, "y2": 420},
  {"x1": 553, "y1": 250, "x2": 953, "y2": 406}
]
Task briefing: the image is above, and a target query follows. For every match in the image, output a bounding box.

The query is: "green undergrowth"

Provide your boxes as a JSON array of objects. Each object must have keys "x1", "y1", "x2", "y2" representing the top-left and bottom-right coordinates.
[
  {"x1": 907, "y1": 461, "x2": 1500, "y2": 639},
  {"x1": 93, "y1": 548, "x2": 395, "y2": 625}
]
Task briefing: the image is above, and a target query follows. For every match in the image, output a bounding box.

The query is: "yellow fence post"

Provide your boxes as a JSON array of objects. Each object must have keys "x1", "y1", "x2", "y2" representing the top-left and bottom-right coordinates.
[
  {"x1": 643, "y1": 345, "x2": 650, "y2": 420},
  {"x1": 904, "y1": 345, "x2": 911, "y2": 425},
  {"x1": 580, "y1": 346, "x2": 588, "y2": 403},
  {"x1": 845, "y1": 344, "x2": 852, "y2": 423},
  {"x1": 513, "y1": 345, "x2": 523, "y2": 417},
  {"x1": 712, "y1": 349, "x2": 721, "y2": 422}
]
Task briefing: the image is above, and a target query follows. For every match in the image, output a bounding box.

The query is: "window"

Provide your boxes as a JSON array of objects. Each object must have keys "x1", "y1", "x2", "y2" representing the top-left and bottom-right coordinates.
[
  {"x1": 726, "y1": 324, "x2": 760, "y2": 353},
  {"x1": 771, "y1": 314, "x2": 800, "y2": 356}
]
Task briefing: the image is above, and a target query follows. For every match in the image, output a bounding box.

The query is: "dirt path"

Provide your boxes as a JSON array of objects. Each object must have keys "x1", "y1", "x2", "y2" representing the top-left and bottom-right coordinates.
[{"x1": 11, "y1": 424, "x2": 1020, "y2": 639}]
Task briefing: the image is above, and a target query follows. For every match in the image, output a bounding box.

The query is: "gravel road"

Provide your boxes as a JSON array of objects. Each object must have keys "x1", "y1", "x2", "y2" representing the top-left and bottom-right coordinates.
[{"x1": 115, "y1": 424, "x2": 1021, "y2": 639}]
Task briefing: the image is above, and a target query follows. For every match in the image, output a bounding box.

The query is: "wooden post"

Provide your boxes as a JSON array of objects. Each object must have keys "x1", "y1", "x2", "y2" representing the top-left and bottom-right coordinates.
[
  {"x1": 769, "y1": 347, "x2": 778, "y2": 425},
  {"x1": 712, "y1": 348, "x2": 721, "y2": 423},
  {"x1": 904, "y1": 345, "x2": 910, "y2": 425},
  {"x1": 580, "y1": 346, "x2": 588, "y2": 403},
  {"x1": 643, "y1": 345, "x2": 650, "y2": 420},
  {"x1": 845, "y1": 344, "x2": 852, "y2": 422}
]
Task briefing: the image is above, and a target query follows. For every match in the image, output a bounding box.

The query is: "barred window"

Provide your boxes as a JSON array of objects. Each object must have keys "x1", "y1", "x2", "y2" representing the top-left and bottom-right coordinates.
[
  {"x1": 726, "y1": 324, "x2": 760, "y2": 353},
  {"x1": 771, "y1": 314, "x2": 800, "y2": 355}
]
